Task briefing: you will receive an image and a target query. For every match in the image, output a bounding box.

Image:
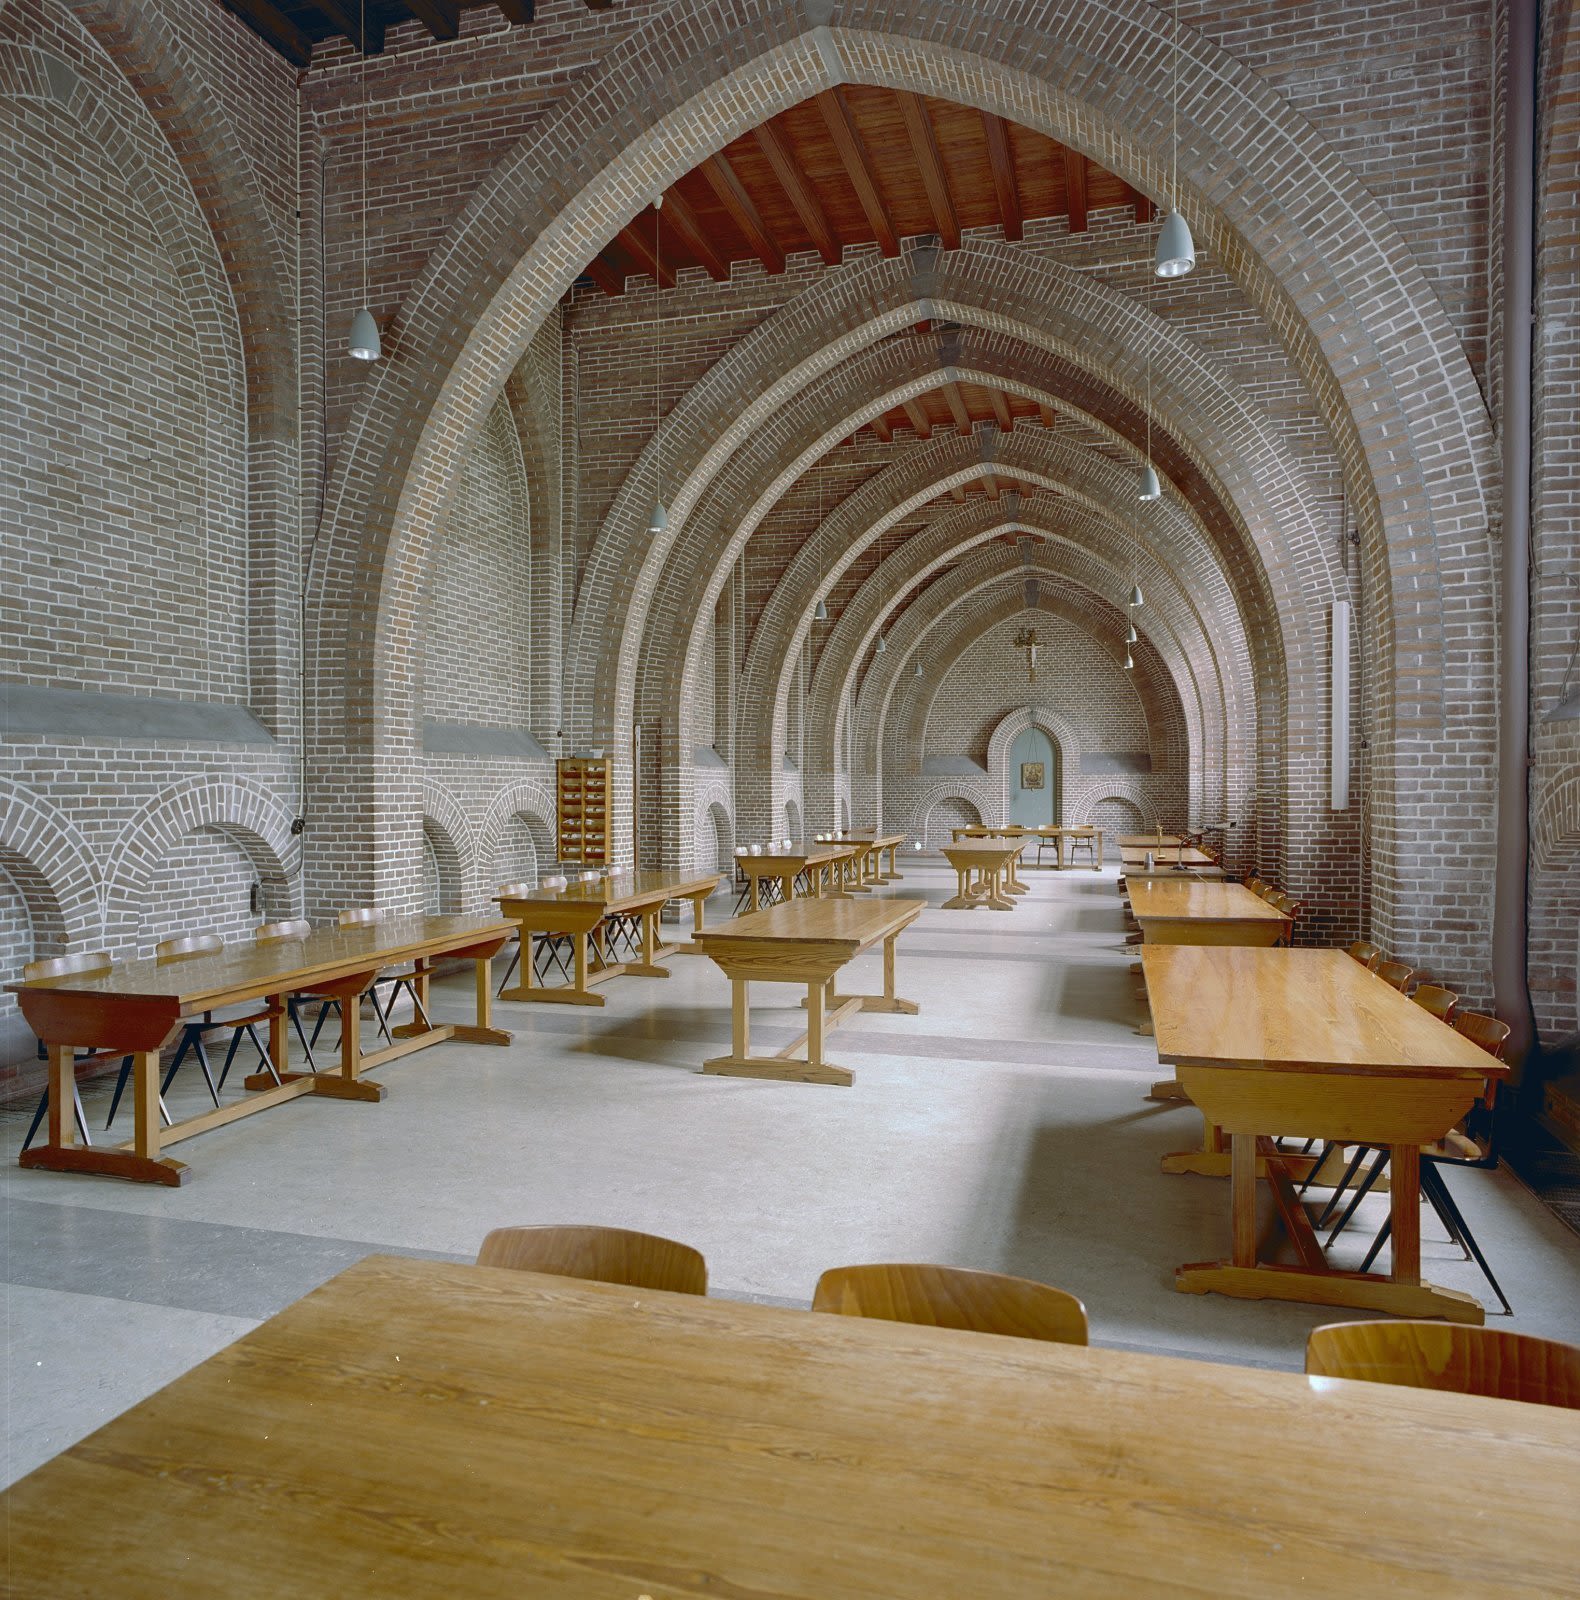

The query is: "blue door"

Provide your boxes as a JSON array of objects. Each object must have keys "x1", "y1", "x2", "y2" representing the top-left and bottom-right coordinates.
[{"x1": 1008, "y1": 727, "x2": 1057, "y2": 826}]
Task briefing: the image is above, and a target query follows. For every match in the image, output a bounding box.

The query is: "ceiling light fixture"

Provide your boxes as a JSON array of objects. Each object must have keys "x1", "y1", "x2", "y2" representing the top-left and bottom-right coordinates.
[
  {"x1": 914, "y1": 659, "x2": 924, "y2": 679},
  {"x1": 1127, "y1": 620, "x2": 1138, "y2": 644},
  {"x1": 348, "y1": 0, "x2": 380, "y2": 360},
  {"x1": 1124, "y1": 648, "x2": 1135, "y2": 671},
  {"x1": 1129, "y1": 583, "x2": 1145, "y2": 608},
  {"x1": 647, "y1": 196, "x2": 668, "y2": 536},
  {"x1": 1155, "y1": 0, "x2": 1196, "y2": 280}
]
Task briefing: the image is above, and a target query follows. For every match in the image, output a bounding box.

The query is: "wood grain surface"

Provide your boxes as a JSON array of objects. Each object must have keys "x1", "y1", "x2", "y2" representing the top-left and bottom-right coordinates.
[{"x1": 5, "y1": 1256, "x2": 1575, "y2": 1599}]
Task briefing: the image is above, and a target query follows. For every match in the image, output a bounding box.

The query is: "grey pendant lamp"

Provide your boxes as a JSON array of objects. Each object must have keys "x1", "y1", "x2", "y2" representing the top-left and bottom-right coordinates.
[
  {"x1": 1126, "y1": 619, "x2": 1138, "y2": 644},
  {"x1": 913, "y1": 658, "x2": 924, "y2": 679},
  {"x1": 1129, "y1": 582, "x2": 1145, "y2": 608},
  {"x1": 1124, "y1": 648, "x2": 1136, "y2": 671},
  {"x1": 1154, "y1": 0, "x2": 1197, "y2": 280},
  {"x1": 348, "y1": 0, "x2": 380, "y2": 360},
  {"x1": 647, "y1": 196, "x2": 668, "y2": 536}
]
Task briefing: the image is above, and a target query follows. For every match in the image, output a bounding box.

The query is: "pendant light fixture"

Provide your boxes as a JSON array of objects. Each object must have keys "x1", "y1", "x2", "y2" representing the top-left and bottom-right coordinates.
[
  {"x1": 1126, "y1": 619, "x2": 1138, "y2": 644},
  {"x1": 1124, "y1": 648, "x2": 1136, "y2": 671},
  {"x1": 1155, "y1": 0, "x2": 1197, "y2": 280},
  {"x1": 348, "y1": 0, "x2": 380, "y2": 360},
  {"x1": 1129, "y1": 582, "x2": 1145, "y2": 609},
  {"x1": 647, "y1": 196, "x2": 668, "y2": 536},
  {"x1": 914, "y1": 659, "x2": 924, "y2": 680}
]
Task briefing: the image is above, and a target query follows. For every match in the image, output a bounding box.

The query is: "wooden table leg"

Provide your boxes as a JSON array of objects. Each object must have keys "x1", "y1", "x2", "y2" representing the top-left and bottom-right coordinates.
[
  {"x1": 448, "y1": 955, "x2": 512, "y2": 1046},
  {"x1": 1231, "y1": 1133, "x2": 1258, "y2": 1268},
  {"x1": 781, "y1": 872, "x2": 795, "y2": 904},
  {"x1": 806, "y1": 980, "x2": 825, "y2": 1069},
  {"x1": 733, "y1": 978, "x2": 749, "y2": 1059},
  {"x1": 749, "y1": 876, "x2": 761, "y2": 913},
  {"x1": 47, "y1": 1043, "x2": 73, "y2": 1150},
  {"x1": 1390, "y1": 1143, "x2": 1421, "y2": 1285}
]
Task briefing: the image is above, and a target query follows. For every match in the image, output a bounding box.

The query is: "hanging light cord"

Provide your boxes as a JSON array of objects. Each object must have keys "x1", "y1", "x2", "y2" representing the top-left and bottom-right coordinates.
[
  {"x1": 360, "y1": 0, "x2": 368, "y2": 312},
  {"x1": 1171, "y1": 0, "x2": 1180, "y2": 211},
  {"x1": 654, "y1": 198, "x2": 662, "y2": 515}
]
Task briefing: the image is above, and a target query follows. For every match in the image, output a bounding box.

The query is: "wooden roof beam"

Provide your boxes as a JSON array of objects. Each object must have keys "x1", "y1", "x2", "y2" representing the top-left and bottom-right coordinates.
[
  {"x1": 982, "y1": 472, "x2": 1001, "y2": 502},
  {"x1": 404, "y1": 0, "x2": 460, "y2": 40},
  {"x1": 306, "y1": 0, "x2": 384, "y2": 51},
  {"x1": 219, "y1": 0, "x2": 312, "y2": 66},
  {"x1": 660, "y1": 190, "x2": 731, "y2": 282},
  {"x1": 1037, "y1": 402, "x2": 1056, "y2": 428},
  {"x1": 980, "y1": 113, "x2": 1023, "y2": 242},
  {"x1": 700, "y1": 154, "x2": 785, "y2": 274},
  {"x1": 495, "y1": 0, "x2": 535, "y2": 21},
  {"x1": 753, "y1": 123, "x2": 841, "y2": 266},
  {"x1": 902, "y1": 398, "x2": 934, "y2": 439},
  {"x1": 582, "y1": 256, "x2": 624, "y2": 297},
  {"x1": 987, "y1": 388, "x2": 1016, "y2": 433},
  {"x1": 943, "y1": 382, "x2": 973, "y2": 436},
  {"x1": 616, "y1": 220, "x2": 676, "y2": 290},
  {"x1": 870, "y1": 412, "x2": 895, "y2": 444},
  {"x1": 899, "y1": 93, "x2": 959, "y2": 250},
  {"x1": 948, "y1": 482, "x2": 968, "y2": 503},
  {"x1": 1066, "y1": 149, "x2": 1089, "y2": 233},
  {"x1": 1129, "y1": 184, "x2": 1156, "y2": 225},
  {"x1": 817, "y1": 89, "x2": 899, "y2": 257}
]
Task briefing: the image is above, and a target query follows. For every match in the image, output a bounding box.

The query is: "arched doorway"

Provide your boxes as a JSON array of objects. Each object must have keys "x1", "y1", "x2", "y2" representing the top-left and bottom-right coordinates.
[{"x1": 1008, "y1": 727, "x2": 1058, "y2": 827}]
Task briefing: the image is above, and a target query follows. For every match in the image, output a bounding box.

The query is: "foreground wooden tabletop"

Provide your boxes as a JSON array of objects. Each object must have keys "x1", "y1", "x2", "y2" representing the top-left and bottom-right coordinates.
[{"x1": 6, "y1": 1256, "x2": 1574, "y2": 1598}]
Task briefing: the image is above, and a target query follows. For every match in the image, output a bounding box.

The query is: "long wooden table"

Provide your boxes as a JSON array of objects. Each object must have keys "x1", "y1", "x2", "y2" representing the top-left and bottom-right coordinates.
[
  {"x1": 695, "y1": 896, "x2": 924, "y2": 1084},
  {"x1": 7, "y1": 1254, "x2": 1575, "y2": 1598},
  {"x1": 949, "y1": 823, "x2": 1101, "y2": 869},
  {"x1": 9, "y1": 913, "x2": 514, "y2": 1187},
  {"x1": 1128, "y1": 879, "x2": 1289, "y2": 945},
  {"x1": 843, "y1": 830, "x2": 906, "y2": 884},
  {"x1": 939, "y1": 839, "x2": 1026, "y2": 909},
  {"x1": 1120, "y1": 845, "x2": 1217, "y2": 870},
  {"x1": 1145, "y1": 945, "x2": 1509, "y2": 1323},
  {"x1": 1119, "y1": 832, "x2": 1185, "y2": 849},
  {"x1": 496, "y1": 870, "x2": 720, "y2": 1006},
  {"x1": 738, "y1": 842, "x2": 851, "y2": 912}
]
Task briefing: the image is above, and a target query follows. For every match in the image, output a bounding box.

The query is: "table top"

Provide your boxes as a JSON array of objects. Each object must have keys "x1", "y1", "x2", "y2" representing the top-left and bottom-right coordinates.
[
  {"x1": 1121, "y1": 846, "x2": 1216, "y2": 866},
  {"x1": 6, "y1": 1255, "x2": 1572, "y2": 1599},
  {"x1": 1143, "y1": 946, "x2": 1508, "y2": 1078},
  {"x1": 941, "y1": 839, "x2": 1026, "y2": 861},
  {"x1": 697, "y1": 895, "x2": 925, "y2": 951},
  {"x1": 953, "y1": 824, "x2": 1092, "y2": 837},
  {"x1": 1118, "y1": 833, "x2": 1185, "y2": 847},
  {"x1": 5, "y1": 913, "x2": 514, "y2": 1008},
  {"x1": 843, "y1": 830, "x2": 906, "y2": 847},
  {"x1": 1128, "y1": 879, "x2": 1288, "y2": 924},
  {"x1": 739, "y1": 843, "x2": 848, "y2": 870},
  {"x1": 498, "y1": 869, "x2": 719, "y2": 913}
]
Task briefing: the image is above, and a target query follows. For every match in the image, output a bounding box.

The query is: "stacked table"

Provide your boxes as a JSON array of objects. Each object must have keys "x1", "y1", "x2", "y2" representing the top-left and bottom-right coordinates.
[{"x1": 940, "y1": 839, "x2": 1026, "y2": 909}]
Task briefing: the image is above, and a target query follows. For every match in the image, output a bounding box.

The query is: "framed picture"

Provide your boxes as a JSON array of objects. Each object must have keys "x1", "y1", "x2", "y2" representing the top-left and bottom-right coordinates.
[{"x1": 1020, "y1": 761, "x2": 1045, "y2": 791}]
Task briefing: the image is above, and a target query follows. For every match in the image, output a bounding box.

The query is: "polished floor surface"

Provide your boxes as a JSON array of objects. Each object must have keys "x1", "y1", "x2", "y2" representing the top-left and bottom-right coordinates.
[{"x1": 5, "y1": 860, "x2": 1579, "y2": 1486}]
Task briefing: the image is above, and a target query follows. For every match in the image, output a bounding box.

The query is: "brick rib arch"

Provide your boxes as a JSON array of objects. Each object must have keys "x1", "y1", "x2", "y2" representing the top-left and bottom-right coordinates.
[
  {"x1": 302, "y1": 0, "x2": 1493, "y2": 976},
  {"x1": 0, "y1": 779, "x2": 103, "y2": 955}
]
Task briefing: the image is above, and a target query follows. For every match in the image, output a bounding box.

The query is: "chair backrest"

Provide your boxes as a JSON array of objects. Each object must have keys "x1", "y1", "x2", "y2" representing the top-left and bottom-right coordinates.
[
  {"x1": 495, "y1": 882, "x2": 536, "y2": 899},
  {"x1": 23, "y1": 949, "x2": 113, "y2": 982},
  {"x1": 155, "y1": 933, "x2": 224, "y2": 962},
  {"x1": 1411, "y1": 984, "x2": 1459, "y2": 1022},
  {"x1": 1270, "y1": 891, "x2": 1298, "y2": 917},
  {"x1": 1453, "y1": 1010, "x2": 1512, "y2": 1061},
  {"x1": 1375, "y1": 960, "x2": 1413, "y2": 992},
  {"x1": 540, "y1": 875, "x2": 568, "y2": 892},
  {"x1": 1255, "y1": 883, "x2": 1281, "y2": 902},
  {"x1": 1346, "y1": 940, "x2": 1383, "y2": 971},
  {"x1": 1306, "y1": 1321, "x2": 1580, "y2": 1409},
  {"x1": 476, "y1": 1224, "x2": 707, "y2": 1296},
  {"x1": 254, "y1": 919, "x2": 311, "y2": 944},
  {"x1": 338, "y1": 906, "x2": 383, "y2": 927},
  {"x1": 1245, "y1": 877, "x2": 1267, "y2": 895},
  {"x1": 811, "y1": 1263, "x2": 1088, "y2": 1347}
]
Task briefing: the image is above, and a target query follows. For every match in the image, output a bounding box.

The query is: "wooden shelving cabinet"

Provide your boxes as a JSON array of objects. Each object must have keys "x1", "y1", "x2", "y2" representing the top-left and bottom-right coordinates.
[{"x1": 557, "y1": 757, "x2": 611, "y2": 866}]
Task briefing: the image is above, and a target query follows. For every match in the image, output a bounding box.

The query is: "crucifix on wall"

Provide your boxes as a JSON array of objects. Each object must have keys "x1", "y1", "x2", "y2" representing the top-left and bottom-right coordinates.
[{"x1": 1013, "y1": 626, "x2": 1040, "y2": 684}]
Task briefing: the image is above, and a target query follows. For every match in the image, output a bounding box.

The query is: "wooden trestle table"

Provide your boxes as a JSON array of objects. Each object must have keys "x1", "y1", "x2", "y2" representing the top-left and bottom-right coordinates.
[
  {"x1": 940, "y1": 839, "x2": 1026, "y2": 908},
  {"x1": 6, "y1": 1254, "x2": 1574, "y2": 1600},
  {"x1": 738, "y1": 842, "x2": 852, "y2": 912},
  {"x1": 1128, "y1": 878, "x2": 1289, "y2": 945},
  {"x1": 843, "y1": 830, "x2": 906, "y2": 884},
  {"x1": 950, "y1": 823, "x2": 1101, "y2": 869},
  {"x1": 1118, "y1": 832, "x2": 1185, "y2": 849},
  {"x1": 9, "y1": 913, "x2": 514, "y2": 1187},
  {"x1": 1145, "y1": 945, "x2": 1509, "y2": 1323},
  {"x1": 496, "y1": 870, "x2": 720, "y2": 1005},
  {"x1": 1120, "y1": 845, "x2": 1218, "y2": 871},
  {"x1": 695, "y1": 895, "x2": 924, "y2": 1084}
]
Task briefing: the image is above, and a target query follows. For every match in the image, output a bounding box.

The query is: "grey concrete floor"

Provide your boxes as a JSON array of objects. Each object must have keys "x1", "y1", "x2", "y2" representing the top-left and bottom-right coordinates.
[{"x1": 4, "y1": 861, "x2": 1579, "y2": 1487}]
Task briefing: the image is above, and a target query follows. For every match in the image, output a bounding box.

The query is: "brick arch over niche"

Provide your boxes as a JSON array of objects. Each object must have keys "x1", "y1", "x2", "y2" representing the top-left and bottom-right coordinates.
[
  {"x1": 420, "y1": 777, "x2": 475, "y2": 911},
  {"x1": 0, "y1": 780, "x2": 102, "y2": 954},
  {"x1": 476, "y1": 779, "x2": 558, "y2": 891},
  {"x1": 984, "y1": 706, "x2": 1083, "y2": 827},
  {"x1": 306, "y1": 0, "x2": 1495, "y2": 986},
  {"x1": 103, "y1": 776, "x2": 300, "y2": 951}
]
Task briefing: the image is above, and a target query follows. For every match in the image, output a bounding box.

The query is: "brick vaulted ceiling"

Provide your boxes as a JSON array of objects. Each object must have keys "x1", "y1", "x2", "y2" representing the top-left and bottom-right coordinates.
[{"x1": 587, "y1": 88, "x2": 1150, "y2": 298}]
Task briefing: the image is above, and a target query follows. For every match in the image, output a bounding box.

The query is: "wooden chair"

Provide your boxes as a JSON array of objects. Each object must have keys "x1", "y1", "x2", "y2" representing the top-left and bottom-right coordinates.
[
  {"x1": 1269, "y1": 892, "x2": 1300, "y2": 946},
  {"x1": 19, "y1": 950, "x2": 131, "y2": 1151},
  {"x1": 108, "y1": 934, "x2": 276, "y2": 1127},
  {"x1": 1306, "y1": 1322, "x2": 1580, "y2": 1409},
  {"x1": 476, "y1": 1224, "x2": 707, "y2": 1296},
  {"x1": 254, "y1": 920, "x2": 321, "y2": 1072},
  {"x1": 1411, "y1": 983, "x2": 1459, "y2": 1022},
  {"x1": 1245, "y1": 876, "x2": 1268, "y2": 897},
  {"x1": 1066, "y1": 829, "x2": 1096, "y2": 867},
  {"x1": 1375, "y1": 960, "x2": 1414, "y2": 992},
  {"x1": 339, "y1": 906, "x2": 431, "y2": 1040},
  {"x1": 493, "y1": 881, "x2": 573, "y2": 994},
  {"x1": 1346, "y1": 940, "x2": 1382, "y2": 971},
  {"x1": 1254, "y1": 882, "x2": 1281, "y2": 902},
  {"x1": 1454, "y1": 1010, "x2": 1513, "y2": 1058},
  {"x1": 810, "y1": 1263, "x2": 1088, "y2": 1346}
]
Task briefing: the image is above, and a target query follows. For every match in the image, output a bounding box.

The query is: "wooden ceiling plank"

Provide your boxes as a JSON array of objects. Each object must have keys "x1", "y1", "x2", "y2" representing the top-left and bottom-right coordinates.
[
  {"x1": 988, "y1": 388, "x2": 1015, "y2": 432},
  {"x1": 1038, "y1": 402, "x2": 1057, "y2": 428},
  {"x1": 700, "y1": 154, "x2": 786, "y2": 274},
  {"x1": 980, "y1": 113, "x2": 1023, "y2": 242},
  {"x1": 219, "y1": 0, "x2": 313, "y2": 66},
  {"x1": 1066, "y1": 149, "x2": 1089, "y2": 233},
  {"x1": 582, "y1": 256, "x2": 624, "y2": 297},
  {"x1": 899, "y1": 93, "x2": 960, "y2": 250},
  {"x1": 902, "y1": 398, "x2": 934, "y2": 439},
  {"x1": 983, "y1": 472, "x2": 1001, "y2": 502},
  {"x1": 403, "y1": 0, "x2": 460, "y2": 39},
  {"x1": 943, "y1": 382, "x2": 973, "y2": 436},
  {"x1": 753, "y1": 123, "x2": 842, "y2": 266},
  {"x1": 816, "y1": 89, "x2": 900, "y2": 257},
  {"x1": 306, "y1": 0, "x2": 384, "y2": 51},
  {"x1": 870, "y1": 412, "x2": 895, "y2": 444},
  {"x1": 1129, "y1": 183, "x2": 1156, "y2": 225},
  {"x1": 949, "y1": 483, "x2": 967, "y2": 503},
  {"x1": 660, "y1": 189, "x2": 730, "y2": 282},
  {"x1": 616, "y1": 219, "x2": 676, "y2": 290}
]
